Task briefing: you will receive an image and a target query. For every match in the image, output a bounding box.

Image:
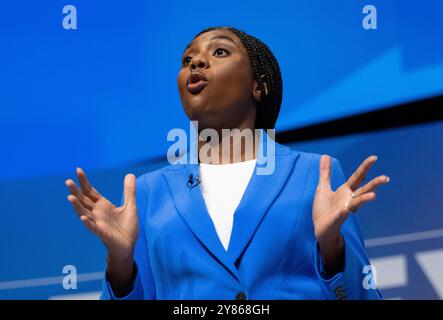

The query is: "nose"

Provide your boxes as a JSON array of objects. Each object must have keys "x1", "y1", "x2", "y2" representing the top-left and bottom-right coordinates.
[{"x1": 190, "y1": 54, "x2": 208, "y2": 70}]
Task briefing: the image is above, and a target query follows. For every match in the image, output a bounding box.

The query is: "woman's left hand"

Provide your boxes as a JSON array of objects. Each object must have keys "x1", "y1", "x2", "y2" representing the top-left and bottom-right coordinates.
[{"x1": 312, "y1": 155, "x2": 390, "y2": 274}]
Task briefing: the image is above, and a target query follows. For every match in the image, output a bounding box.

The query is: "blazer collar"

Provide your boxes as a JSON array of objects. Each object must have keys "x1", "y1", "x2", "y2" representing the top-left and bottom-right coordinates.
[{"x1": 162, "y1": 130, "x2": 300, "y2": 282}]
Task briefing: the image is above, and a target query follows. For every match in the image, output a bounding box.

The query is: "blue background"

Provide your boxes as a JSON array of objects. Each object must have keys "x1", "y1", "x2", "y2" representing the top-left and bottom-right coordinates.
[{"x1": 0, "y1": 0, "x2": 442, "y2": 299}]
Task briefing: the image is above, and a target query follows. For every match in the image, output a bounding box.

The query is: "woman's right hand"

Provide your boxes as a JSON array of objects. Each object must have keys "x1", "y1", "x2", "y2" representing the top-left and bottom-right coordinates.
[{"x1": 65, "y1": 168, "x2": 139, "y2": 261}]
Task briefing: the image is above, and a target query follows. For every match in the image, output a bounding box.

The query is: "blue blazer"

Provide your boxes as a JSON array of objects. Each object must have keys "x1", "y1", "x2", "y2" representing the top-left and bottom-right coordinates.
[{"x1": 101, "y1": 133, "x2": 381, "y2": 300}]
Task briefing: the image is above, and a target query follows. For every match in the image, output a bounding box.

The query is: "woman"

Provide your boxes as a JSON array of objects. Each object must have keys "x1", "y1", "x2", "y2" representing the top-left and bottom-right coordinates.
[{"x1": 65, "y1": 26, "x2": 389, "y2": 300}]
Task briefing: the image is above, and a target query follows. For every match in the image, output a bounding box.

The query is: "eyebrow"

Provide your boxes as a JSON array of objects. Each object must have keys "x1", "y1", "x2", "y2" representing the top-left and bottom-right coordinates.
[{"x1": 183, "y1": 34, "x2": 238, "y2": 55}]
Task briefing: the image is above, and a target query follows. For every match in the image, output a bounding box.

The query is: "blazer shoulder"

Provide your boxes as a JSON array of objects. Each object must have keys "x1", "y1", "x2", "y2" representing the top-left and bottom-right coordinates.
[
  {"x1": 286, "y1": 148, "x2": 344, "y2": 182},
  {"x1": 135, "y1": 162, "x2": 183, "y2": 189},
  {"x1": 291, "y1": 149, "x2": 342, "y2": 166}
]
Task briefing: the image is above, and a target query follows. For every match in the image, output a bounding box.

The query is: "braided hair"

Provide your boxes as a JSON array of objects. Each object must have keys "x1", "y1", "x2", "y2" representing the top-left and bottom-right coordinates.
[{"x1": 192, "y1": 26, "x2": 283, "y2": 129}]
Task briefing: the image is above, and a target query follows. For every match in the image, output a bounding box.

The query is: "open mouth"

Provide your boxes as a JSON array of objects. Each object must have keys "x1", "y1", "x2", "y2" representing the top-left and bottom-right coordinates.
[{"x1": 187, "y1": 72, "x2": 208, "y2": 95}]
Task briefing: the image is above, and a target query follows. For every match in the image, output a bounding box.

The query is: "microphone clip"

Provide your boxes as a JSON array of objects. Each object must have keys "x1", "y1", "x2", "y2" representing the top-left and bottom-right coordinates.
[{"x1": 187, "y1": 174, "x2": 201, "y2": 188}]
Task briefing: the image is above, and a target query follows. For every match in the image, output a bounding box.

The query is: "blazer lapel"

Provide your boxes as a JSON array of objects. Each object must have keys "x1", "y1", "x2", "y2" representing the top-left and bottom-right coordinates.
[
  {"x1": 162, "y1": 163, "x2": 241, "y2": 282},
  {"x1": 162, "y1": 130, "x2": 300, "y2": 281},
  {"x1": 227, "y1": 138, "x2": 300, "y2": 264}
]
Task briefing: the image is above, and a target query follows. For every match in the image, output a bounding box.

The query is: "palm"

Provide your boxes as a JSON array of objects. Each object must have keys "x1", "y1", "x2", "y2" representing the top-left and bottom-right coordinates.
[
  {"x1": 313, "y1": 182, "x2": 353, "y2": 243},
  {"x1": 313, "y1": 155, "x2": 389, "y2": 244},
  {"x1": 66, "y1": 168, "x2": 139, "y2": 260},
  {"x1": 92, "y1": 196, "x2": 138, "y2": 257}
]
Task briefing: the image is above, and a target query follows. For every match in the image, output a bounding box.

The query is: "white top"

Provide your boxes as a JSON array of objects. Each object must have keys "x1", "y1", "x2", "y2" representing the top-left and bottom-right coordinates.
[{"x1": 199, "y1": 159, "x2": 257, "y2": 251}]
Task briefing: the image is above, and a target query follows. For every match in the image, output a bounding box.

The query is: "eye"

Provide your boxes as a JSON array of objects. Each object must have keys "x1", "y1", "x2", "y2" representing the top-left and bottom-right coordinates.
[
  {"x1": 213, "y1": 48, "x2": 229, "y2": 57},
  {"x1": 182, "y1": 56, "x2": 192, "y2": 67}
]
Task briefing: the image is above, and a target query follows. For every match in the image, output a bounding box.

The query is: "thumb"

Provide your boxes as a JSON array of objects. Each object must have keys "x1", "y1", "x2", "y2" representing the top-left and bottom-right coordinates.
[
  {"x1": 123, "y1": 174, "x2": 137, "y2": 208},
  {"x1": 318, "y1": 155, "x2": 331, "y2": 190}
]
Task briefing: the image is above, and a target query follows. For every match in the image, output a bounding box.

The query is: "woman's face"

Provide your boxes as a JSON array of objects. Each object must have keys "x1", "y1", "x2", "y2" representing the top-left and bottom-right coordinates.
[{"x1": 177, "y1": 29, "x2": 257, "y2": 131}]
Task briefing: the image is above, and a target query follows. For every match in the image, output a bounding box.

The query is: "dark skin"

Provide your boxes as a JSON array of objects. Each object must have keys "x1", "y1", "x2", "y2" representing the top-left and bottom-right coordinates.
[
  {"x1": 178, "y1": 29, "x2": 259, "y2": 133},
  {"x1": 65, "y1": 28, "x2": 389, "y2": 297},
  {"x1": 178, "y1": 29, "x2": 263, "y2": 164}
]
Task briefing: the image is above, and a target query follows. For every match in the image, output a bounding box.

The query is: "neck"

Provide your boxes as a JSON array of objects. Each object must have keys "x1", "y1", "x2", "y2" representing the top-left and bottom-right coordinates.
[{"x1": 196, "y1": 123, "x2": 260, "y2": 165}]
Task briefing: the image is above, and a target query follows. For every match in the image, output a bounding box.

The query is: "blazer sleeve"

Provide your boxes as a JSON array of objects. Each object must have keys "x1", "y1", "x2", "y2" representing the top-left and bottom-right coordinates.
[
  {"x1": 100, "y1": 175, "x2": 157, "y2": 300},
  {"x1": 313, "y1": 157, "x2": 382, "y2": 300}
]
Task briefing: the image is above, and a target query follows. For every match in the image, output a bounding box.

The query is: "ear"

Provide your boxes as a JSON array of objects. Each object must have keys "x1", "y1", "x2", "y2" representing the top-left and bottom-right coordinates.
[{"x1": 253, "y1": 79, "x2": 269, "y2": 102}]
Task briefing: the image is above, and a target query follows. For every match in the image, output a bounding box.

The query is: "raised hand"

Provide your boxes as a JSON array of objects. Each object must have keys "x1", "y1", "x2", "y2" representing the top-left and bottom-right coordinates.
[
  {"x1": 65, "y1": 168, "x2": 139, "y2": 261},
  {"x1": 312, "y1": 155, "x2": 389, "y2": 274}
]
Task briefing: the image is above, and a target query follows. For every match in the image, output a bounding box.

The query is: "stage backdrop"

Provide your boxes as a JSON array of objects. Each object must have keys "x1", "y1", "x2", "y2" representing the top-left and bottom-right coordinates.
[{"x1": 0, "y1": 0, "x2": 442, "y2": 299}]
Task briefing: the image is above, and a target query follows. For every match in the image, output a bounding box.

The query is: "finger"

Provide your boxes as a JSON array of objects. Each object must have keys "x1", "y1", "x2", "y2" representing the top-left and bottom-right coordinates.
[
  {"x1": 354, "y1": 175, "x2": 390, "y2": 197},
  {"x1": 123, "y1": 174, "x2": 137, "y2": 208},
  {"x1": 67, "y1": 194, "x2": 95, "y2": 221},
  {"x1": 347, "y1": 155, "x2": 378, "y2": 190},
  {"x1": 65, "y1": 179, "x2": 95, "y2": 211},
  {"x1": 76, "y1": 167, "x2": 101, "y2": 202},
  {"x1": 318, "y1": 155, "x2": 331, "y2": 190},
  {"x1": 349, "y1": 192, "x2": 377, "y2": 212},
  {"x1": 80, "y1": 215, "x2": 100, "y2": 235}
]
